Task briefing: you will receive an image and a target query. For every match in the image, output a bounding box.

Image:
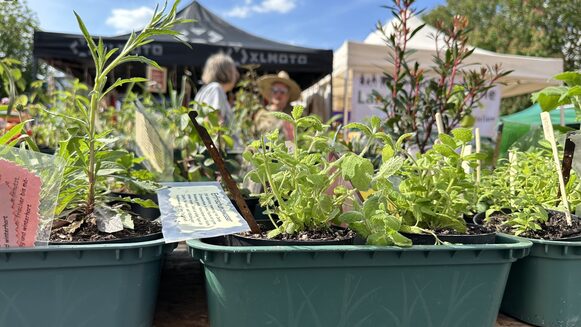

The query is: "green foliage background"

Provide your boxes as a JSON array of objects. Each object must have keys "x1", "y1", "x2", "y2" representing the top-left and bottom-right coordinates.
[
  {"x1": 0, "y1": 0, "x2": 39, "y2": 89},
  {"x1": 424, "y1": 0, "x2": 581, "y2": 115}
]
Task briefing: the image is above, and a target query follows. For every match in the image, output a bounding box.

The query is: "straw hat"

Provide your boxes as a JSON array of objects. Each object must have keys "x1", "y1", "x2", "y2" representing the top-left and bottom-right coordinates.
[{"x1": 258, "y1": 71, "x2": 301, "y2": 102}]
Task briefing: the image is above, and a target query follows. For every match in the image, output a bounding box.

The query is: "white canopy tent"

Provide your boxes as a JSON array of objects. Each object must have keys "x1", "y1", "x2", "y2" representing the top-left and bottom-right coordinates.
[{"x1": 302, "y1": 16, "x2": 563, "y2": 124}]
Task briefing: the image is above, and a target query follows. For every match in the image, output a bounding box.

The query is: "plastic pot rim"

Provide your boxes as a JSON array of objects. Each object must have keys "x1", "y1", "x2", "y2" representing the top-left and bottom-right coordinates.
[
  {"x1": 0, "y1": 237, "x2": 170, "y2": 254},
  {"x1": 187, "y1": 234, "x2": 531, "y2": 254}
]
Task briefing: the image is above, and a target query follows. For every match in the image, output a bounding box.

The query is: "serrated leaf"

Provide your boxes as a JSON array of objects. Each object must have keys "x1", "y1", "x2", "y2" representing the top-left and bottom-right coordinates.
[
  {"x1": 339, "y1": 211, "x2": 364, "y2": 223},
  {"x1": 341, "y1": 154, "x2": 374, "y2": 191},
  {"x1": 438, "y1": 133, "x2": 457, "y2": 148},
  {"x1": 291, "y1": 105, "x2": 304, "y2": 119},
  {"x1": 381, "y1": 144, "x2": 394, "y2": 161},
  {"x1": 432, "y1": 144, "x2": 459, "y2": 158},
  {"x1": 451, "y1": 128, "x2": 473, "y2": 143},
  {"x1": 270, "y1": 111, "x2": 294, "y2": 123},
  {"x1": 345, "y1": 122, "x2": 372, "y2": 137}
]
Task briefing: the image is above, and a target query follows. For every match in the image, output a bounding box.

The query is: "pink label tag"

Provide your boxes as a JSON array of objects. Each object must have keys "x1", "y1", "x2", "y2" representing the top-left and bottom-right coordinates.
[
  {"x1": 0, "y1": 159, "x2": 43, "y2": 247},
  {"x1": 0, "y1": 184, "x2": 15, "y2": 247}
]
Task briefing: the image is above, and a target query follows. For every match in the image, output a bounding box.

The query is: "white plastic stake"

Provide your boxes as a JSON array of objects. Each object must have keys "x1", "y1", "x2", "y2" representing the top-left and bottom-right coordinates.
[
  {"x1": 541, "y1": 111, "x2": 572, "y2": 225},
  {"x1": 475, "y1": 128, "x2": 481, "y2": 184},
  {"x1": 560, "y1": 106, "x2": 565, "y2": 126},
  {"x1": 508, "y1": 151, "x2": 517, "y2": 194},
  {"x1": 435, "y1": 112, "x2": 444, "y2": 135},
  {"x1": 461, "y1": 144, "x2": 473, "y2": 174}
]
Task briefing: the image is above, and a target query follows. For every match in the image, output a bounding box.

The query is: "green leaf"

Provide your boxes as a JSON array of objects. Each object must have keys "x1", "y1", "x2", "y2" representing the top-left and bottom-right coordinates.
[
  {"x1": 345, "y1": 122, "x2": 372, "y2": 137},
  {"x1": 291, "y1": 105, "x2": 304, "y2": 119},
  {"x1": 381, "y1": 144, "x2": 394, "y2": 161},
  {"x1": 451, "y1": 128, "x2": 473, "y2": 143},
  {"x1": 270, "y1": 111, "x2": 294, "y2": 123},
  {"x1": 396, "y1": 133, "x2": 414, "y2": 149},
  {"x1": 554, "y1": 71, "x2": 581, "y2": 86},
  {"x1": 438, "y1": 133, "x2": 457, "y2": 148},
  {"x1": 0, "y1": 121, "x2": 29, "y2": 145},
  {"x1": 432, "y1": 144, "x2": 459, "y2": 158},
  {"x1": 389, "y1": 232, "x2": 412, "y2": 247},
  {"x1": 341, "y1": 154, "x2": 374, "y2": 191},
  {"x1": 339, "y1": 211, "x2": 364, "y2": 223}
]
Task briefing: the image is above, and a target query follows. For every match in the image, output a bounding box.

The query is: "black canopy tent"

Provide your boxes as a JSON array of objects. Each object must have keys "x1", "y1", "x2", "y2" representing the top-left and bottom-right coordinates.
[{"x1": 33, "y1": 0, "x2": 333, "y2": 90}]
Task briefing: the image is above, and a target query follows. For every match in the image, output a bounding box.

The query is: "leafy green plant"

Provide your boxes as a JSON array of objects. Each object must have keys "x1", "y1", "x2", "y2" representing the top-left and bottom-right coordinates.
[
  {"x1": 341, "y1": 126, "x2": 484, "y2": 246},
  {"x1": 243, "y1": 106, "x2": 374, "y2": 238},
  {"x1": 375, "y1": 0, "x2": 509, "y2": 153},
  {"x1": 54, "y1": 2, "x2": 189, "y2": 230},
  {"x1": 533, "y1": 71, "x2": 581, "y2": 119},
  {"x1": 479, "y1": 146, "x2": 581, "y2": 236}
]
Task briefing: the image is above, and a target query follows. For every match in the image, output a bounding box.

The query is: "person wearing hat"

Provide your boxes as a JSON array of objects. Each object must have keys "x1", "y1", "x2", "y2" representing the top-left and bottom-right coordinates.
[{"x1": 254, "y1": 71, "x2": 301, "y2": 139}]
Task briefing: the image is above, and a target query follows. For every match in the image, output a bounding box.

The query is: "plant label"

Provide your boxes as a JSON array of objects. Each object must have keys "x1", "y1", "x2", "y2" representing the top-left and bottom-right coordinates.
[
  {"x1": 435, "y1": 112, "x2": 444, "y2": 135},
  {"x1": 157, "y1": 182, "x2": 250, "y2": 243},
  {"x1": 475, "y1": 128, "x2": 482, "y2": 184},
  {"x1": 541, "y1": 112, "x2": 572, "y2": 224},
  {"x1": 0, "y1": 184, "x2": 15, "y2": 247},
  {"x1": 0, "y1": 159, "x2": 42, "y2": 247}
]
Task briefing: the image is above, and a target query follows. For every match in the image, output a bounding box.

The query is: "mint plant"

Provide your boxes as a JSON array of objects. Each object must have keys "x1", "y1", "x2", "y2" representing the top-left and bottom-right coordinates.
[
  {"x1": 479, "y1": 147, "x2": 581, "y2": 236},
  {"x1": 243, "y1": 106, "x2": 374, "y2": 238},
  {"x1": 340, "y1": 126, "x2": 484, "y2": 246}
]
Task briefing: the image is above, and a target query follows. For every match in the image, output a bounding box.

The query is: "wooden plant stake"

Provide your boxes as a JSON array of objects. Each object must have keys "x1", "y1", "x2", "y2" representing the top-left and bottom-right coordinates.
[
  {"x1": 557, "y1": 132, "x2": 576, "y2": 200},
  {"x1": 540, "y1": 111, "x2": 572, "y2": 225},
  {"x1": 475, "y1": 128, "x2": 482, "y2": 184},
  {"x1": 188, "y1": 111, "x2": 261, "y2": 233}
]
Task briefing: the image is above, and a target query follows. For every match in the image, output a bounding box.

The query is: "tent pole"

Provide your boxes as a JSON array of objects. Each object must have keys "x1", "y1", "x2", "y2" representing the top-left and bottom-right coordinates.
[
  {"x1": 342, "y1": 69, "x2": 350, "y2": 139},
  {"x1": 329, "y1": 73, "x2": 334, "y2": 119}
]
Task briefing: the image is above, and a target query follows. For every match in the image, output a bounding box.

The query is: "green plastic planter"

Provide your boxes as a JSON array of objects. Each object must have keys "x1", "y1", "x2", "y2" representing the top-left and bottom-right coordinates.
[
  {"x1": 502, "y1": 237, "x2": 581, "y2": 326},
  {"x1": 188, "y1": 235, "x2": 531, "y2": 327},
  {"x1": 0, "y1": 238, "x2": 174, "y2": 327}
]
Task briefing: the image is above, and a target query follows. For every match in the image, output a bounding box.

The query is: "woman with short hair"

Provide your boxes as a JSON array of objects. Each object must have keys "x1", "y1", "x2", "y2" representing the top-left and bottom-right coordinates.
[{"x1": 194, "y1": 53, "x2": 239, "y2": 125}]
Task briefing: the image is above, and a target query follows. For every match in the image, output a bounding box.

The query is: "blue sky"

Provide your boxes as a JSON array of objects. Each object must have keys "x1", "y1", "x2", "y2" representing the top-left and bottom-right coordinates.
[{"x1": 27, "y1": 0, "x2": 444, "y2": 50}]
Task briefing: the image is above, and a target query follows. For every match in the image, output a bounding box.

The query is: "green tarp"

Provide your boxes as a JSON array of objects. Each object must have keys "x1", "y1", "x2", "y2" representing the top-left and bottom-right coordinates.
[{"x1": 498, "y1": 103, "x2": 578, "y2": 157}]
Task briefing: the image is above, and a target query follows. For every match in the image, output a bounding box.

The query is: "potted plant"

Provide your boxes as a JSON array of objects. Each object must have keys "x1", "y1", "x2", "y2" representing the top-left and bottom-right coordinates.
[
  {"x1": 476, "y1": 143, "x2": 581, "y2": 326},
  {"x1": 188, "y1": 117, "x2": 532, "y2": 327},
  {"x1": 0, "y1": 3, "x2": 187, "y2": 326},
  {"x1": 339, "y1": 126, "x2": 494, "y2": 246}
]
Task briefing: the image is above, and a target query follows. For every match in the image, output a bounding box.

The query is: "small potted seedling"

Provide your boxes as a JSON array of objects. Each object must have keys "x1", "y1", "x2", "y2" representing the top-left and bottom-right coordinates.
[
  {"x1": 0, "y1": 2, "x2": 189, "y2": 327},
  {"x1": 474, "y1": 97, "x2": 581, "y2": 326},
  {"x1": 235, "y1": 106, "x2": 374, "y2": 245},
  {"x1": 188, "y1": 116, "x2": 531, "y2": 327}
]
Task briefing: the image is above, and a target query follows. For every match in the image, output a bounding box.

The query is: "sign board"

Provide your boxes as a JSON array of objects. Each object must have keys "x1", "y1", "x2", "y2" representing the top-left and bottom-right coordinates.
[
  {"x1": 351, "y1": 72, "x2": 388, "y2": 122},
  {"x1": 146, "y1": 65, "x2": 167, "y2": 94},
  {"x1": 157, "y1": 182, "x2": 250, "y2": 242},
  {"x1": 350, "y1": 72, "x2": 502, "y2": 138},
  {"x1": 472, "y1": 86, "x2": 501, "y2": 139}
]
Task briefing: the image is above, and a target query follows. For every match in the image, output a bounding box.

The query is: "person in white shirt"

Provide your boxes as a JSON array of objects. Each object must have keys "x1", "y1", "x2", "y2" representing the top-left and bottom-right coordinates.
[{"x1": 194, "y1": 53, "x2": 239, "y2": 125}]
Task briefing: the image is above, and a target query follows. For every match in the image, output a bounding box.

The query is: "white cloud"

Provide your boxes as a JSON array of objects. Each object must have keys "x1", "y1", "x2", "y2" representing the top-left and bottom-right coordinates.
[
  {"x1": 226, "y1": 0, "x2": 297, "y2": 18},
  {"x1": 105, "y1": 6, "x2": 155, "y2": 34}
]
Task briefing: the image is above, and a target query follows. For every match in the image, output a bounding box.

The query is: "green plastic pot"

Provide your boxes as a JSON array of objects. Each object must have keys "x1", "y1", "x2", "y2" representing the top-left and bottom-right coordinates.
[
  {"x1": 0, "y1": 238, "x2": 174, "y2": 327},
  {"x1": 501, "y1": 237, "x2": 581, "y2": 326},
  {"x1": 188, "y1": 235, "x2": 531, "y2": 327}
]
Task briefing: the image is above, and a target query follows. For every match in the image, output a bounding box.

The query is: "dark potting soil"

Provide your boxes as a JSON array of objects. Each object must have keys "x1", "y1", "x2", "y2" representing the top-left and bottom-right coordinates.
[
  {"x1": 50, "y1": 217, "x2": 161, "y2": 243},
  {"x1": 239, "y1": 227, "x2": 355, "y2": 242},
  {"x1": 486, "y1": 211, "x2": 581, "y2": 240},
  {"x1": 433, "y1": 223, "x2": 494, "y2": 236}
]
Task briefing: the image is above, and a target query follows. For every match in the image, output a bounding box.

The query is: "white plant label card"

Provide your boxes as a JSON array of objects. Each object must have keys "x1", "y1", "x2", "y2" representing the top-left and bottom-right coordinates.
[{"x1": 157, "y1": 182, "x2": 250, "y2": 243}]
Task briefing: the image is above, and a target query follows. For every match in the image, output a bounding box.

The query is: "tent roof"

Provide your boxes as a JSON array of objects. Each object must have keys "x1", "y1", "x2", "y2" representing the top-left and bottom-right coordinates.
[
  {"x1": 33, "y1": 1, "x2": 332, "y2": 89},
  {"x1": 331, "y1": 16, "x2": 563, "y2": 101},
  {"x1": 117, "y1": 0, "x2": 317, "y2": 52}
]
